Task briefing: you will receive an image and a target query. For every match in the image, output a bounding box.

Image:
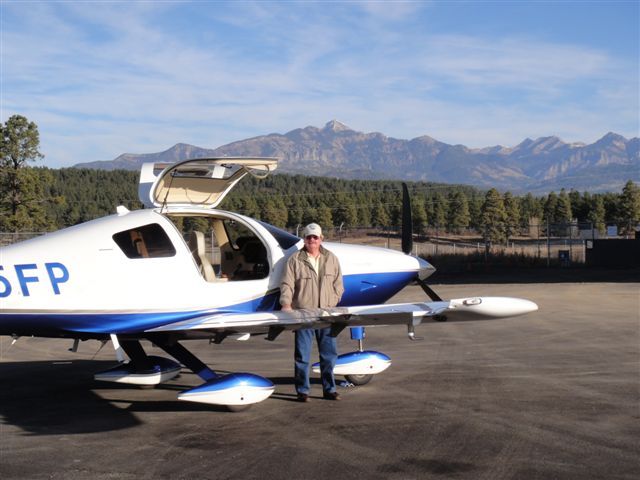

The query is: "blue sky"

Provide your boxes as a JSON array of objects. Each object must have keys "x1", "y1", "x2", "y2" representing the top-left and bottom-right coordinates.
[{"x1": 2, "y1": 0, "x2": 638, "y2": 168}]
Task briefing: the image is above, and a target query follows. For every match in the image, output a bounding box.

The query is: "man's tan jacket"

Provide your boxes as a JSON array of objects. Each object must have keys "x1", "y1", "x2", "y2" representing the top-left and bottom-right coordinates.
[{"x1": 279, "y1": 246, "x2": 344, "y2": 309}]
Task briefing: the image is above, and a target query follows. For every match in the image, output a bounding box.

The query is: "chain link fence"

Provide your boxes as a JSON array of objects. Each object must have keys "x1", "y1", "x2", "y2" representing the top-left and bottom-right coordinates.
[
  {"x1": 2, "y1": 220, "x2": 635, "y2": 267},
  {"x1": 318, "y1": 221, "x2": 635, "y2": 266}
]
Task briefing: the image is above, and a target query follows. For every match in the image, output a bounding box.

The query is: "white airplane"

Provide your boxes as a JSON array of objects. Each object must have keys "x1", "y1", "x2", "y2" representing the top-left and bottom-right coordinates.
[{"x1": 0, "y1": 157, "x2": 538, "y2": 411}]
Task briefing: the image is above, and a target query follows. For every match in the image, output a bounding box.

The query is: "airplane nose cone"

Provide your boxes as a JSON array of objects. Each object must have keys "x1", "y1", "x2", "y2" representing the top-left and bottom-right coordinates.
[{"x1": 416, "y1": 256, "x2": 436, "y2": 280}]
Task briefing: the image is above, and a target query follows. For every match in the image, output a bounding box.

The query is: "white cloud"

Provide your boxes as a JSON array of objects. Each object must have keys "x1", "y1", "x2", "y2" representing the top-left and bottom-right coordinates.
[
  {"x1": 1, "y1": 1, "x2": 637, "y2": 167},
  {"x1": 421, "y1": 34, "x2": 614, "y2": 90},
  {"x1": 357, "y1": 0, "x2": 429, "y2": 21}
]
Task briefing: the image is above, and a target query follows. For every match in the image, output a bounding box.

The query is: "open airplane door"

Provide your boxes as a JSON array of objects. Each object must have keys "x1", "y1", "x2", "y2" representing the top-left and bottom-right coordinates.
[{"x1": 138, "y1": 157, "x2": 279, "y2": 209}]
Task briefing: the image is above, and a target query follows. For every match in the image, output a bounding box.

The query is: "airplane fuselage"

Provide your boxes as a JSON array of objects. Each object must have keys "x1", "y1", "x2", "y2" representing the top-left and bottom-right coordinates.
[{"x1": 0, "y1": 207, "x2": 433, "y2": 338}]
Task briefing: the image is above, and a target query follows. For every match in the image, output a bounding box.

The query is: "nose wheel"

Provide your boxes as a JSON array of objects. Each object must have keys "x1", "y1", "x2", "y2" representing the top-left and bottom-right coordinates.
[
  {"x1": 226, "y1": 403, "x2": 253, "y2": 413},
  {"x1": 344, "y1": 373, "x2": 373, "y2": 386},
  {"x1": 315, "y1": 327, "x2": 391, "y2": 384}
]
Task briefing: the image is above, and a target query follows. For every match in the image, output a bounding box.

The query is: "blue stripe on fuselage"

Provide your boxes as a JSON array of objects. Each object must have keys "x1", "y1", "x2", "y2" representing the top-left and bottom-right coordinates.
[
  {"x1": 339, "y1": 271, "x2": 415, "y2": 306},
  {"x1": 0, "y1": 271, "x2": 415, "y2": 335}
]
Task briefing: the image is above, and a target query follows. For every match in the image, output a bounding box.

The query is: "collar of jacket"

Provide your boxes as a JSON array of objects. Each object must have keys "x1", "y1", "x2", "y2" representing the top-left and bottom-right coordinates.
[{"x1": 301, "y1": 245, "x2": 328, "y2": 264}]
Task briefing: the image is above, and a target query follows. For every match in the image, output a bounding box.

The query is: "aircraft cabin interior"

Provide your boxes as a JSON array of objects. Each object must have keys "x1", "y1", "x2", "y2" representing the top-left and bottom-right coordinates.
[{"x1": 110, "y1": 214, "x2": 271, "y2": 282}]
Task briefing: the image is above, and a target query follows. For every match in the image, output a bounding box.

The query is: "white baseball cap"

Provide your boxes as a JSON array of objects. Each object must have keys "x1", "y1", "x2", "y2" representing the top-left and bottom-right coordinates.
[{"x1": 302, "y1": 223, "x2": 322, "y2": 238}]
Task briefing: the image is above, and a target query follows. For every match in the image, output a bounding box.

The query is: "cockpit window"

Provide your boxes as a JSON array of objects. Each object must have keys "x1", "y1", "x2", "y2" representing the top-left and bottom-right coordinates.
[
  {"x1": 113, "y1": 223, "x2": 176, "y2": 259},
  {"x1": 223, "y1": 220, "x2": 258, "y2": 250},
  {"x1": 166, "y1": 214, "x2": 269, "y2": 282},
  {"x1": 257, "y1": 221, "x2": 300, "y2": 249}
]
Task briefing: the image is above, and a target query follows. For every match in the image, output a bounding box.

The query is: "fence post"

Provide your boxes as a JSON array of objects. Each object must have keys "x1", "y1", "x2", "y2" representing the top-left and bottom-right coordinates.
[
  {"x1": 546, "y1": 219, "x2": 550, "y2": 267},
  {"x1": 569, "y1": 221, "x2": 573, "y2": 262}
]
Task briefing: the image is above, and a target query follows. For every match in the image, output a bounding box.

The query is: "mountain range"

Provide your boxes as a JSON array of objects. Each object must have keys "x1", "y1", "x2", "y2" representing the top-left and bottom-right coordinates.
[{"x1": 74, "y1": 120, "x2": 639, "y2": 193}]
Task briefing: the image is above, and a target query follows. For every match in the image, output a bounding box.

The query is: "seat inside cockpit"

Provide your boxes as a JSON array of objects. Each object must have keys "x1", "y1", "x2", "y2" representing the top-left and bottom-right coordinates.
[{"x1": 168, "y1": 215, "x2": 269, "y2": 282}]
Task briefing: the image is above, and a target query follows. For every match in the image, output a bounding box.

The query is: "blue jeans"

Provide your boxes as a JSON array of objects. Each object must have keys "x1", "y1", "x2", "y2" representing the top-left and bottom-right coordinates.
[{"x1": 294, "y1": 327, "x2": 337, "y2": 395}]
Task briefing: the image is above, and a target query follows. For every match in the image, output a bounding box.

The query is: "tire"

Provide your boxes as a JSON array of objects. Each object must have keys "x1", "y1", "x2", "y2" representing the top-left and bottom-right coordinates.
[
  {"x1": 226, "y1": 403, "x2": 253, "y2": 412},
  {"x1": 344, "y1": 374, "x2": 373, "y2": 386}
]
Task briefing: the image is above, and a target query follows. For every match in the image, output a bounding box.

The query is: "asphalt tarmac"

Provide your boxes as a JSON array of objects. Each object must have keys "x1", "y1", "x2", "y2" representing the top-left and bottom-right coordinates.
[{"x1": 0, "y1": 282, "x2": 638, "y2": 480}]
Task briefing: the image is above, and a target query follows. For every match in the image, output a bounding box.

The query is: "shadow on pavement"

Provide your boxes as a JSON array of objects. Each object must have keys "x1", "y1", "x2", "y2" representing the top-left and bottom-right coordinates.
[
  {"x1": 0, "y1": 360, "x2": 142, "y2": 435},
  {"x1": 0, "y1": 361, "x2": 332, "y2": 433}
]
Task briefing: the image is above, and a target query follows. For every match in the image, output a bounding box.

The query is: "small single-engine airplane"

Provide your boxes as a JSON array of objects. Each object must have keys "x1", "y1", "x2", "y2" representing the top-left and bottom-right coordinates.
[{"x1": 0, "y1": 157, "x2": 537, "y2": 411}]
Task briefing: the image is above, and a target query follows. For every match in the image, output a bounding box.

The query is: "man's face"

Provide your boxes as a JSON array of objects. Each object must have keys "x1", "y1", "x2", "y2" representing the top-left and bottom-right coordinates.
[{"x1": 304, "y1": 234, "x2": 322, "y2": 253}]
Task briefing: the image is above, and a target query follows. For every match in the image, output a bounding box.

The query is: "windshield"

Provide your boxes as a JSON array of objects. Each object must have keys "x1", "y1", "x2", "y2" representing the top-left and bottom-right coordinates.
[{"x1": 258, "y1": 221, "x2": 300, "y2": 250}]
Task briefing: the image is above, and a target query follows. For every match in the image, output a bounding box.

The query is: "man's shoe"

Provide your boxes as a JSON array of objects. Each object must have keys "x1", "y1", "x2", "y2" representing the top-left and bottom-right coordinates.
[
  {"x1": 297, "y1": 393, "x2": 309, "y2": 403},
  {"x1": 323, "y1": 391, "x2": 341, "y2": 401}
]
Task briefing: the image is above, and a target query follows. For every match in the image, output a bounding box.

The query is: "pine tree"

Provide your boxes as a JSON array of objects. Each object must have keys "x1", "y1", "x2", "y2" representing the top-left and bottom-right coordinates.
[
  {"x1": 261, "y1": 198, "x2": 287, "y2": 227},
  {"x1": 555, "y1": 188, "x2": 573, "y2": 225},
  {"x1": 241, "y1": 196, "x2": 261, "y2": 218},
  {"x1": 0, "y1": 115, "x2": 47, "y2": 231},
  {"x1": 568, "y1": 189, "x2": 586, "y2": 220},
  {"x1": 480, "y1": 188, "x2": 507, "y2": 244},
  {"x1": 412, "y1": 196, "x2": 428, "y2": 235},
  {"x1": 503, "y1": 191, "x2": 520, "y2": 241},
  {"x1": 316, "y1": 205, "x2": 334, "y2": 233},
  {"x1": 543, "y1": 191, "x2": 558, "y2": 224},
  {"x1": 588, "y1": 195, "x2": 606, "y2": 235},
  {"x1": 620, "y1": 180, "x2": 640, "y2": 234},
  {"x1": 301, "y1": 207, "x2": 318, "y2": 227},
  {"x1": 468, "y1": 195, "x2": 483, "y2": 231},
  {"x1": 357, "y1": 203, "x2": 372, "y2": 227},
  {"x1": 333, "y1": 196, "x2": 358, "y2": 228},
  {"x1": 447, "y1": 191, "x2": 470, "y2": 234},
  {"x1": 371, "y1": 201, "x2": 390, "y2": 228},
  {"x1": 519, "y1": 193, "x2": 542, "y2": 229},
  {"x1": 431, "y1": 193, "x2": 447, "y2": 229}
]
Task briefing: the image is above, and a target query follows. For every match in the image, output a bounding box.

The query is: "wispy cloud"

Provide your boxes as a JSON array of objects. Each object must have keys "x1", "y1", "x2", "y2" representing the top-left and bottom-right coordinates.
[{"x1": 1, "y1": 1, "x2": 637, "y2": 167}]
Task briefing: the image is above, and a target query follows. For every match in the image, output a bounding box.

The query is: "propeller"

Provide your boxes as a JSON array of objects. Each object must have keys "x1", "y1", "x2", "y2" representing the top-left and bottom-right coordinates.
[
  {"x1": 401, "y1": 182, "x2": 443, "y2": 302},
  {"x1": 401, "y1": 183, "x2": 413, "y2": 255}
]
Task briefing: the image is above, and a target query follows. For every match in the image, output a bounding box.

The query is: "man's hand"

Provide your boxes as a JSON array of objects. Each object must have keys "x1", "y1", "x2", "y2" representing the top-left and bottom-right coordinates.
[{"x1": 281, "y1": 304, "x2": 293, "y2": 311}]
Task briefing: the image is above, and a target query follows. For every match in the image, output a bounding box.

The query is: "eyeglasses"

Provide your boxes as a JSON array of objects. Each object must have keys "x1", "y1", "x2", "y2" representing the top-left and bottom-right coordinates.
[{"x1": 305, "y1": 235, "x2": 319, "y2": 240}]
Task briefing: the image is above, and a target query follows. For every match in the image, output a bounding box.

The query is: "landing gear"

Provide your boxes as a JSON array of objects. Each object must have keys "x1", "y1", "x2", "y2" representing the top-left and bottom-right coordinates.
[
  {"x1": 95, "y1": 336, "x2": 274, "y2": 411},
  {"x1": 94, "y1": 354, "x2": 181, "y2": 385},
  {"x1": 226, "y1": 404, "x2": 253, "y2": 413},
  {"x1": 344, "y1": 373, "x2": 373, "y2": 386},
  {"x1": 313, "y1": 327, "x2": 392, "y2": 385},
  {"x1": 94, "y1": 339, "x2": 181, "y2": 385},
  {"x1": 177, "y1": 372, "x2": 274, "y2": 408}
]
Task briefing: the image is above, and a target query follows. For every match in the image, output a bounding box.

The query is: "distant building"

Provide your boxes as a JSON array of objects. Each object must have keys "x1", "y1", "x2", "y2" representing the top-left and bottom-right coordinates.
[{"x1": 586, "y1": 236, "x2": 640, "y2": 267}]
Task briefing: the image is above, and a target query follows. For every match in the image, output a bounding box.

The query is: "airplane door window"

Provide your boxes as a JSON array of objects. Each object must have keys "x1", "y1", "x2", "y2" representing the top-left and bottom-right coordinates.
[
  {"x1": 222, "y1": 220, "x2": 269, "y2": 281},
  {"x1": 112, "y1": 223, "x2": 176, "y2": 259}
]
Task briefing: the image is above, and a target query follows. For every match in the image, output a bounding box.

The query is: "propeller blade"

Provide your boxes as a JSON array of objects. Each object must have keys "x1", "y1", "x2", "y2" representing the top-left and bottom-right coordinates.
[
  {"x1": 401, "y1": 183, "x2": 413, "y2": 254},
  {"x1": 417, "y1": 278, "x2": 443, "y2": 302},
  {"x1": 401, "y1": 183, "x2": 442, "y2": 303}
]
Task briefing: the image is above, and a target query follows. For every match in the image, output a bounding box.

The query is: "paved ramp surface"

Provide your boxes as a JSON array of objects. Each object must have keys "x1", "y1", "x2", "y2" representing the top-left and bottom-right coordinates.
[{"x1": 1, "y1": 283, "x2": 638, "y2": 480}]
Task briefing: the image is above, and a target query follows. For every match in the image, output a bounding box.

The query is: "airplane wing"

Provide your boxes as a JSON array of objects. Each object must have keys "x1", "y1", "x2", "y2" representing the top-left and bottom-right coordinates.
[{"x1": 145, "y1": 297, "x2": 538, "y2": 335}]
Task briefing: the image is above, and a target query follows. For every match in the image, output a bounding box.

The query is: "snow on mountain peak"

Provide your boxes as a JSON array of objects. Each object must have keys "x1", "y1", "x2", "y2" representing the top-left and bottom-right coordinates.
[{"x1": 324, "y1": 120, "x2": 351, "y2": 132}]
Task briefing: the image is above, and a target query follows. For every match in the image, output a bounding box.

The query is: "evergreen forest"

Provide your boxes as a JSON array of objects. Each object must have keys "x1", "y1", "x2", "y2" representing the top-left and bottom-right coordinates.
[{"x1": 1, "y1": 166, "x2": 638, "y2": 244}]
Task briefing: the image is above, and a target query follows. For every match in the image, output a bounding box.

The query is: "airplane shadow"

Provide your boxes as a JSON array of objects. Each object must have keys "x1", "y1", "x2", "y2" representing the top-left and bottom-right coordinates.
[
  {"x1": 0, "y1": 360, "x2": 142, "y2": 435},
  {"x1": 0, "y1": 361, "x2": 321, "y2": 434}
]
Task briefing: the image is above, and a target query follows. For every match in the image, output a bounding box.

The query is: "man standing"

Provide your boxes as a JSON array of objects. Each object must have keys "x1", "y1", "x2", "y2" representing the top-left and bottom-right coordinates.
[{"x1": 280, "y1": 223, "x2": 344, "y2": 402}]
